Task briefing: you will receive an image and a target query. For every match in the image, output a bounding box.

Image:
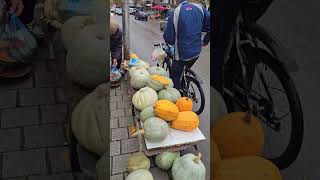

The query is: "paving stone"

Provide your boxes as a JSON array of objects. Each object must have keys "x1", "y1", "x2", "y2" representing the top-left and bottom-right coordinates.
[
  {"x1": 29, "y1": 173, "x2": 74, "y2": 180},
  {"x1": 124, "y1": 108, "x2": 132, "y2": 117},
  {"x1": 110, "y1": 95, "x2": 123, "y2": 102},
  {"x1": 56, "y1": 88, "x2": 67, "y2": 103},
  {"x1": 110, "y1": 89, "x2": 116, "y2": 96},
  {"x1": 112, "y1": 154, "x2": 130, "y2": 174},
  {"x1": 41, "y1": 104, "x2": 68, "y2": 124},
  {"x1": 122, "y1": 95, "x2": 132, "y2": 101},
  {"x1": 1, "y1": 106, "x2": 39, "y2": 128},
  {"x1": 19, "y1": 88, "x2": 55, "y2": 106},
  {"x1": 110, "y1": 141, "x2": 121, "y2": 156},
  {"x1": 110, "y1": 102, "x2": 117, "y2": 110},
  {"x1": 0, "y1": 90, "x2": 16, "y2": 109},
  {"x1": 120, "y1": 82, "x2": 129, "y2": 90},
  {"x1": 34, "y1": 62, "x2": 60, "y2": 87},
  {"x1": 111, "y1": 118, "x2": 119, "y2": 128},
  {"x1": 0, "y1": 128, "x2": 21, "y2": 152},
  {"x1": 4, "y1": 177, "x2": 26, "y2": 180},
  {"x1": 2, "y1": 149, "x2": 47, "y2": 178},
  {"x1": 111, "y1": 109, "x2": 125, "y2": 118},
  {"x1": 73, "y1": 172, "x2": 89, "y2": 180},
  {"x1": 111, "y1": 174, "x2": 123, "y2": 180},
  {"x1": 118, "y1": 116, "x2": 134, "y2": 127},
  {"x1": 117, "y1": 101, "x2": 131, "y2": 109},
  {"x1": 24, "y1": 124, "x2": 66, "y2": 148},
  {"x1": 121, "y1": 138, "x2": 139, "y2": 154},
  {"x1": 150, "y1": 168, "x2": 170, "y2": 180},
  {"x1": 0, "y1": 75, "x2": 33, "y2": 90},
  {"x1": 48, "y1": 147, "x2": 71, "y2": 173},
  {"x1": 111, "y1": 128, "x2": 128, "y2": 141},
  {"x1": 115, "y1": 89, "x2": 127, "y2": 96}
]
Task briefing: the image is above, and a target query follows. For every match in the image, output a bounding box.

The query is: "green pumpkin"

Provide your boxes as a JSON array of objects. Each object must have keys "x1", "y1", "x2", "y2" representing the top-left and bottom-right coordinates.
[
  {"x1": 132, "y1": 117, "x2": 169, "y2": 142},
  {"x1": 128, "y1": 152, "x2": 151, "y2": 172},
  {"x1": 147, "y1": 78, "x2": 165, "y2": 91},
  {"x1": 148, "y1": 66, "x2": 169, "y2": 77},
  {"x1": 155, "y1": 151, "x2": 180, "y2": 170},
  {"x1": 140, "y1": 107, "x2": 155, "y2": 122},
  {"x1": 158, "y1": 88, "x2": 181, "y2": 103},
  {"x1": 132, "y1": 87, "x2": 158, "y2": 111},
  {"x1": 71, "y1": 83, "x2": 109, "y2": 156},
  {"x1": 166, "y1": 77, "x2": 174, "y2": 88},
  {"x1": 129, "y1": 66, "x2": 146, "y2": 77},
  {"x1": 96, "y1": 152, "x2": 108, "y2": 180},
  {"x1": 172, "y1": 153, "x2": 206, "y2": 180},
  {"x1": 125, "y1": 169, "x2": 154, "y2": 180},
  {"x1": 131, "y1": 68, "x2": 150, "y2": 89}
]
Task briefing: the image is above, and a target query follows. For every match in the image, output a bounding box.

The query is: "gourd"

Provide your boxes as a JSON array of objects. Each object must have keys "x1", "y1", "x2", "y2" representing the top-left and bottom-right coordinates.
[
  {"x1": 154, "y1": 100, "x2": 179, "y2": 121},
  {"x1": 176, "y1": 97, "x2": 193, "y2": 112},
  {"x1": 96, "y1": 152, "x2": 108, "y2": 180},
  {"x1": 172, "y1": 153, "x2": 206, "y2": 180},
  {"x1": 158, "y1": 88, "x2": 181, "y2": 103},
  {"x1": 166, "y1": 77, "x2": 174, "y2": 88},
  {"x1": 128, "y1": 152, "x2": 151, "y2": 172},
  {"x1": 66, "y1": 24, "x2": 108, "y2": 88},
  {"x1": 71, "y1": 83, "x2": 108, "y2": 155},
  {"x1": 211, "y1": 87, "x2": 228, "y2": 123},
  {"x1": 129, "y1": 66, "x2": 146, "y2": 77},
  {"x1": 132, "y1": 117, "x2": 169, "y2": 142},
  {"x1": 155, "y1": 151, "x2": 180, "y2": 170},
  {"x1": 130, "y1": 68, "x2": 150, "y2": 89},
  {"x1": 171, "y1": 111, "x2": 199, "y2": 131},
  {"x1": 212, "y1": 112, "x2": 265, "y2": 158},
  {"x1": 138, "y1": 60, "x2": 150, "y2": 69},
  {"x1": 132, "y1": 87, "x2": 158, "y2": 111},
  {"x1": 215, "y1": 156, "x2": 282, "y2": 180},
  {"x1": 61, "y1": 16, "x2": 96, "y2": 50},
  {"x1": 148, "y1": 66, "x2": 169, "y2": 77},
  {"x1": 125, "y1": 169, "x2": 154, "y2": 180},
  {"x1": 140, "y1": 107, "x2": 155, "y2": 122},
  {"x1": 212, "y1": 139, "x2": 221, "y2": 177},
  {"x1": 147, "y1": 75, "x2": 170, "y2": 91}
]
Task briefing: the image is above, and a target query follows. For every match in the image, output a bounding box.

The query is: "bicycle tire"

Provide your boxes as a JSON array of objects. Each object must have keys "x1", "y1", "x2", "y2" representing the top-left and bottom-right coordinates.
[
  {"x1": 184, "y1": 76, "x2": 205, "y2": 115},
  {"x1": 224, "y1": 46, "x2": 303, "y2": 170}
]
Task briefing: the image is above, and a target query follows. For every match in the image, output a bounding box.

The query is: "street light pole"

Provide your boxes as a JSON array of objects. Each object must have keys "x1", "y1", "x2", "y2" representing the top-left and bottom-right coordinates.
[{"x1": 122, "y1": 0, "x2": 130, "y2": 60}]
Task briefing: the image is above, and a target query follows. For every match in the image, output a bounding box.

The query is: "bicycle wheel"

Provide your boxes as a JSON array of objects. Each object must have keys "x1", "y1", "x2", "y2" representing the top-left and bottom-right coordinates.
[
  {"x1": 181, "y1": 76, "x2": 205, "y2": 115},
  {"x1": 224, "y1": 46, "x2": 303, "y2": 170}
]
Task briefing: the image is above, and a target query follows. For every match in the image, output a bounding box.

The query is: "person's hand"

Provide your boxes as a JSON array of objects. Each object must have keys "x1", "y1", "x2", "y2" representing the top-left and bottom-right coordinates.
[{"x1": 112, "y1": 59, "x2": 118, "y2": 67}]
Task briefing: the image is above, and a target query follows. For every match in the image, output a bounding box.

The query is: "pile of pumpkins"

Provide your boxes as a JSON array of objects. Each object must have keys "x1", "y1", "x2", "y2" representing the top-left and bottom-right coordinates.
[
  {"x1": 61, "y1": 14, "x2": 108, "y2": 88},
  {"x1": 128, "y1": 55, "x2": 201, "y2": 143},
  {"x1": 211, "y1": 92, "x2": 283, "y2": 180}
]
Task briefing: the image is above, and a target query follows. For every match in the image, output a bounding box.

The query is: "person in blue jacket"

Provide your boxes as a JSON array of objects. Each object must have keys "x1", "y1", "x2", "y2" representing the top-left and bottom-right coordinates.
[{"x1": 163, "y1": 0, "x2": 210, "y2": 89}]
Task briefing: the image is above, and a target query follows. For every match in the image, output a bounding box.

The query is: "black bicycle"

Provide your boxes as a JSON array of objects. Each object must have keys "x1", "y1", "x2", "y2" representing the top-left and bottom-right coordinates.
[
  {"x1": 154, "y1": 43, "x2": 205, "y2": 115},
  {"x1": 221, "y1": 1, "x2": 304, "y2": 170}
]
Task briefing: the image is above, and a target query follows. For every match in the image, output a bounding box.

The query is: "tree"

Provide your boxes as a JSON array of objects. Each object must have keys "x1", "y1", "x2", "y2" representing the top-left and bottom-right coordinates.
[
  {"x1": 113, "y1": 0, "x2": 122, "y2": 6},
  {"x1": 133, "y1": 0, "x2": 143, "y2": 6}
]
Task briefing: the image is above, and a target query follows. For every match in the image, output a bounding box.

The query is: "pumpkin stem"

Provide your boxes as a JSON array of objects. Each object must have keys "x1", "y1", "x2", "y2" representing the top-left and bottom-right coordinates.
[
  {"x1": 193, "y1": 153, "x2": 202, "y2": 164},
  {"x1": 131, "y1": 129, "x2": 145, "y2": 137},
  {"x1": 243, "y1": 111, "x2": 251, "y2": 124}
]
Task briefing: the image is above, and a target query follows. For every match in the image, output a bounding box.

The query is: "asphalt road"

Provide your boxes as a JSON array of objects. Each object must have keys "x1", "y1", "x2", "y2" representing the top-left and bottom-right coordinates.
[
  {"x1": 111, "y1": 13, "x2": 212, "y2": 179},
  {"x1": 260, "y1": 1, "x2": 320, "y2": 179}
]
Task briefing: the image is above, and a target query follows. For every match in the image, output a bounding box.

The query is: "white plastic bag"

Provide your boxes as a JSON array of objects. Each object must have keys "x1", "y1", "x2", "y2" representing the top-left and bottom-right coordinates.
[{"x1": 151, "y1": 47, "x2": 166, "y2": 64}]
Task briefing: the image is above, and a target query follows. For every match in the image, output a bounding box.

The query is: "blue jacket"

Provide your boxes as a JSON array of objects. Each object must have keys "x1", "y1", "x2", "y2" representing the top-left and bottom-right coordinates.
[{"x1": 163, "y1": 0, "x2": 210, "y2": 61}]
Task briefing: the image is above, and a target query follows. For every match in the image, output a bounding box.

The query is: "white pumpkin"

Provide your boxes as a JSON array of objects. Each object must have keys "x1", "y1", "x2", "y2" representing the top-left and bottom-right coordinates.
[
  {"x1": 129, "y1": 66, "x2": 146, "y2": 77},
  {"x1": 132, "y1": 87, "x2": 158, "y2": 111},
  {"x1": 131, "y1": 68, "x2": 150, "y2": 89},
  {"x1": 61, "y1": 16, "x2": 96, "y2": 50},
  {"x1": 71, "y1": 83, "x2": 108, "y2": 155},
  {"x1": 172, "y1": 153, "x2": 206, "y2": 180},
  {"x1": 148, "y1": 66, "x2": 169, "y2": 77},
  {"x1": 126, "y1": 169, "x2": 154, "y2": 180},
  {"x1": 66, "y1": 24, "x2": 108, "y2": 88},
  {"x1": 211, "y1": 87, "x2": 228, "y2": 123},
  {"x1": 158, "y1": 88, "x2": 181, "y2": 103},
  {"x1": 155, "y1": 151, "x2": 180, "y2": 170}
]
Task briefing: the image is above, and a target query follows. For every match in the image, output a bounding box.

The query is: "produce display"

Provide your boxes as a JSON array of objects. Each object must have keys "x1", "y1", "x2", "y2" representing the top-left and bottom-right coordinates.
[
  {"x1": 155, "y1": 151, "x2": 180, "y2": 170},
  {"x1": 154, "y1": 100, "x2": 179, "y2": 122},
  {"x1": 172, "y1": 153, "x2": 206, "y2": 180},
  {"x1": 176, "y1": 97, "x2": 193, "y2": 112},
  {"x1": 132, "y1": 87, "x2": 158, "y2": 111},
  {"x1": 140, "y1": 107, "x2": 155, "y2": 122},
  {"x1": 171, "y1": 111, "x2": 200, "y2": 131},
  {"x1": 157, "y1": 87, "x2": 181, "y2": 103},
  {"x1": 148, "y1": 66, "x2": 169, "y2": 77},
  {"x1": 125, "y1": 169, "x2": 154, "y2": 180},
  {"x1": 128, "y1": 152, "x2": 151, "y2": 172},
  {"x1": 147, "y1": 75, "x2": 170, "y2": 91},
  {"x1": 132, "y1": 117, "x2": 169, "y2": 142},
  {"x1": 130, "y1": 68, "x2": 150, "y2": 89}
]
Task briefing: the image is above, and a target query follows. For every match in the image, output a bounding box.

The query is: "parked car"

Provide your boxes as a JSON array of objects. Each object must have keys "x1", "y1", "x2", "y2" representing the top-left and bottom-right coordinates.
[
  {"x1": 111, "y1": 6, "x2": 116, "y2": 13},
  {"x1": 160, "y1": 17, "x2": 168, "y2": 31},
  {"x1": 129, "y1": 6, "x2": 137, "y2": 14},
  {"x1": 135, "y1": 11, "x2": 149, "y2": 21},
  {"x1": 115, "y1": 7, "x2": 123, "y2": 16}
]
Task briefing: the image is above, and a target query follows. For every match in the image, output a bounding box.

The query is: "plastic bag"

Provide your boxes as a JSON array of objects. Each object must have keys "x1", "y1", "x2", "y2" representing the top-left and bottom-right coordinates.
[
  {"x1": 128, "y1": 57, "x2": 139, "y2": 68},
  {"x1": 151, "y1": 47, "x2": 166, "y2": 64},
  {"x1": 110, "y1": 66, "x2": 122, "y2": 82},
  {"x1": 2, "y1": 13, "x2": 37, "y2": 62}
]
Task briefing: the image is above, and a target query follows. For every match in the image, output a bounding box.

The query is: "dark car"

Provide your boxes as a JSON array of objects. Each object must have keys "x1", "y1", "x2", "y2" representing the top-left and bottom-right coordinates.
[{"x1": 135, "y1": 11, "x2": 149, "y2": 21}]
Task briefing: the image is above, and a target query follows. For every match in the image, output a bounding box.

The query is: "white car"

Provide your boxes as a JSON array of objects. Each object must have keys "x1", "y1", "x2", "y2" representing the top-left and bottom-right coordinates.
[
  {"x1": 115, "y1": 7, "x2": 123, "y2": 16},
  {"x1": 129, "y1": 7, "x2": 137, "y2": 14}
]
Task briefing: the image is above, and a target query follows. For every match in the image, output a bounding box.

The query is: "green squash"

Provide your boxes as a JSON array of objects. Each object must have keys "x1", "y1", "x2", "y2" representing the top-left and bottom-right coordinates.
[
  {"x1": 147, "y1": 78, "x2": 165, "y2": 91},
  {"x1": 140, "y1": 107, "x2": 155, "y2": 122},
  {"x1": 172, "y1": 153, "x2": 206, "y2": 180},
  {"x1": 132, "y1": 87, "x2": 158, "y2": 111},
  {"x1": 158, "y1": 88, "x2": 181, "y2": 103},
  {"x1": 131, "y1": 68, "x2": 150, "y2": 89},
  {"x1": 132, "y1": 117, "x2": 169, "y2": 142},
  {"x1": 155, "y1": 151, "x2": 180, "y2": 170},
  {"x1": 96, "y1": 152, "x2": 108, "y2": 180},
  {"x1": 125, "y1": 169, "x2": 154, "y2": 180},
  {"x1": 166, "y1": 77, "x2": 174, "y2": 88},
  {"x1": 71, "y1": 83, "x2": 109, "y2": 155},
  {"x1": 129, "y1": 66, "x2": 146, "y2": 77},
  {"x1": 148, "y1": 66, "x2": 169, "y2": 77},
  {"x1": 128, "y1": 152, "x2": 151, "y2": 172}
]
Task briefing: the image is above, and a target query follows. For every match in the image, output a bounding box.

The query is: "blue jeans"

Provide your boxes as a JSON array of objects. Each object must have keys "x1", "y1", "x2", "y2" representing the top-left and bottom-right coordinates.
[{"x1": 169, "y1": 57, "x2": 198, "y2": 90}]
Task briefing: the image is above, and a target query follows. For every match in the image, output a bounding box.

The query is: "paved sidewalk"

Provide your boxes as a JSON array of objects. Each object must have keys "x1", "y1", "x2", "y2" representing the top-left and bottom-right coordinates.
[
  {"x1": 110, "y1": 79, "x2": 170, "y2": 180},
  {"x1": 0, "y1": 41, "x2": 90, "y2": 180}
]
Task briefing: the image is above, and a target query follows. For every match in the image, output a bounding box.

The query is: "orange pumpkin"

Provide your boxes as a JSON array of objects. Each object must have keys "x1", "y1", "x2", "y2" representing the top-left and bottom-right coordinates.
[
  {"x1": 171, "y1": 111, "x2": 199, "y2": 131},
  {"x1": 176, "y1": 97, "x2": 193, "y2": 111},
  {"x1": 154, "y1": 100, "x2": 179, "y2": 121}
]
